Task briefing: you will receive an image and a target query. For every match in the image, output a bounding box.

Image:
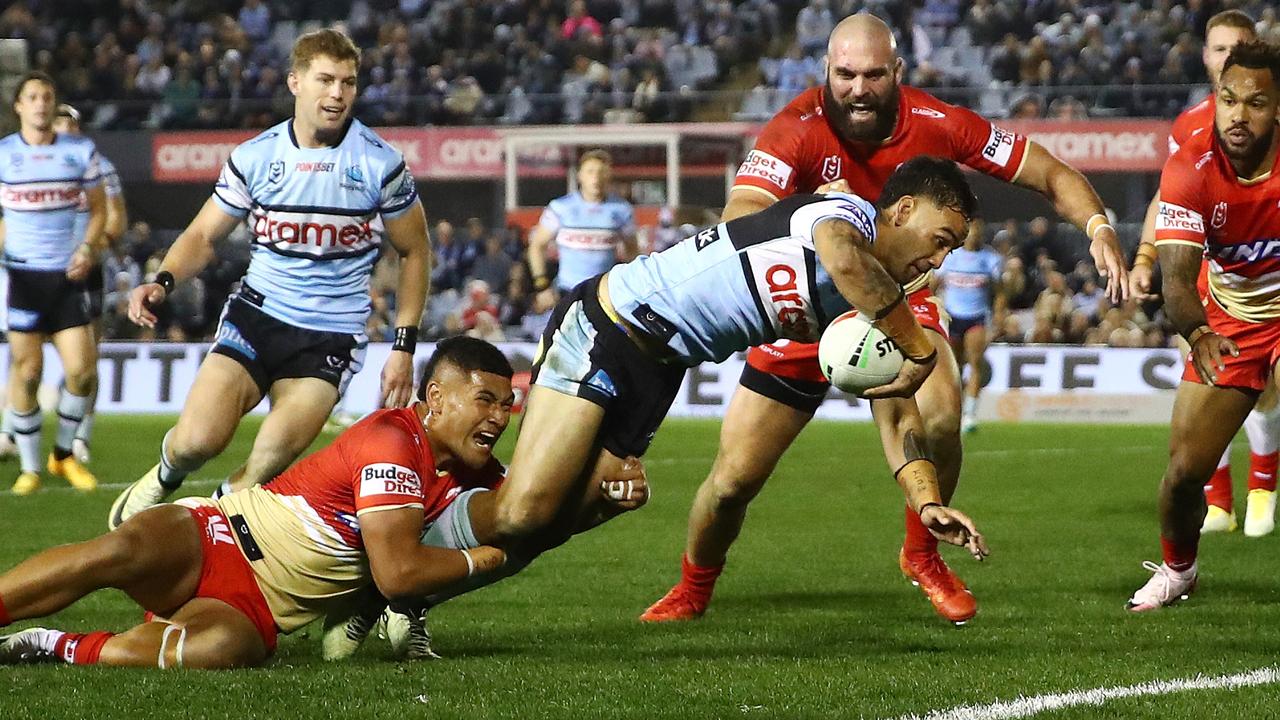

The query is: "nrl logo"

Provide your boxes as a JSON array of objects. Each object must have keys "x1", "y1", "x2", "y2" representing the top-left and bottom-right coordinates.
[
  {"x1": 1211, "y1": 201, "x2": 1227, "y2": 230},
  {"x1": 268, "y1": 160, "x2": 285, "y2": 184},
  {"x1": 821, "y1": 155, "x2": 842, "y2": 182}
]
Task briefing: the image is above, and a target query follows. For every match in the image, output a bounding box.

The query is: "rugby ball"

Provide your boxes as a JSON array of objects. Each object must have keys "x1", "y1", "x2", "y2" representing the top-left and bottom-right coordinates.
[{"x1": 818, "y1": 311, "x2": 903, "y2": 395}]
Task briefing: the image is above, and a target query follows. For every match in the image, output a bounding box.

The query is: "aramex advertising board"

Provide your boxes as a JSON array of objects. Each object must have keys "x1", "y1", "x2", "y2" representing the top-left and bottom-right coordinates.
[{"x1": 1, "y1": 343, "x2": 1182, "y2": 424}]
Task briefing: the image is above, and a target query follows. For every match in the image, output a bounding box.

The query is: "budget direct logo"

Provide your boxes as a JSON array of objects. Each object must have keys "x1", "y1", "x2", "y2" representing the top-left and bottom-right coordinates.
[
  {"x1": 737, "y1": 150, "x2": 794, "y2": 189},
  {"x1": 1155, "y1": 203, "x2": 1204, "y2": 234},
  {"x1": 359, "y1": 463, "x2": 422, "y2": 497}
]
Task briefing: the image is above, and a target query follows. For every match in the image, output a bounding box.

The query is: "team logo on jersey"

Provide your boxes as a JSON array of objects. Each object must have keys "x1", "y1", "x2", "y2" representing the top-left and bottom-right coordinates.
[
  {"x1": 204, "y1": 514, "x2": 236, "y2": 546},
  {"x1": 268, "y1": 160, "x2": 285, "y2": 184},
  {"x1": 341, "y1": 165, "x2": 365, "y2": 190},
  {"x1": 9, "y1": 153, "x2": 21, "y2": 167},
  {"x1": 911, "y1": 107, "x2": 945, "y2": 119},
  {"x1": 62, "y1": 154, "x2": 78, "y2": 168},
  {"x1": 1211, "y1": 202, "x2": 1228, "y2": 230},
  {"x1": 821, "y1": 155, "x2": 842, "y2": 183}
]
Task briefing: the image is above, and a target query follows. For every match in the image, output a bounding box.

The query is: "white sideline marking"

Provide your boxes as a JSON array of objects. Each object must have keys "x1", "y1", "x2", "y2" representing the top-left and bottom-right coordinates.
[
  {"x1": 0, "y1": 476, "x2": 220, "y2": 497},
  {"x1": 889, "y1": 667, "x2": 1280, "y2": 720}
]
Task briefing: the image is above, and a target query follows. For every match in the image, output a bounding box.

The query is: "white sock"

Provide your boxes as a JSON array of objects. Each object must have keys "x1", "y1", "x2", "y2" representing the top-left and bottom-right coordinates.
[
  {"x1": 54, "y1": 389, "x2": 89, "y2": 456},
  {"x1": 156, "y1": 430, "x2": 189, "y2": 490},
  {"x1": 1244, "y1": 406, "x2": 1280, "y2": 456},
  {"x1": 1218, "y1": 446, "x2": 1232, "y2": 470},
  {"x1": 74, "y1": 413, "x2": 94, "y2": 444},
  {"x1": 1, "y1": 409, "x2": 12, "y2": 438},
  {"x1": 962, "y1": 395, "x2": 977, "y2": 418},
  {"x1": 8, "y1": 407, "x2": 41, "y2": 473}
]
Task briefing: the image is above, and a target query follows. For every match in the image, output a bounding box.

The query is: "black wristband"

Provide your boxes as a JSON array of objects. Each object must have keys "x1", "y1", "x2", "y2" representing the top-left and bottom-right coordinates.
[
  {"x1": 392, "y1": 325, "x2": 418, "y2": 354},
  {"x1": 155, "y1": 270, "x2": 176, "y2": 294}
]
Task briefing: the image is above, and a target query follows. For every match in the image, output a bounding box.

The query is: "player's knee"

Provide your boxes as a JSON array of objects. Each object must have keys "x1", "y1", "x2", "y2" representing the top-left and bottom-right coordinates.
[
  {"x1": 178, "y1": 626, "x2": 266, "y2": 669},
  {"x1": 494, "y1": 491, "x2": 559, "y2": 539},
  {"x1": 9, "y1": 355, "x2": 42, "y2": 387},
  {"x1": 1165, "y1": 447, "x2": 1214, "y2": 491},
  {"x1": 63, "y1": 367, "x2": 96, "y2": 396},
  {"x1": 707, "y1": 453, "x2": 769, "y2": 507},
  {"x1": 167, "y1": 424, "x2": 228, "y2": 467}
]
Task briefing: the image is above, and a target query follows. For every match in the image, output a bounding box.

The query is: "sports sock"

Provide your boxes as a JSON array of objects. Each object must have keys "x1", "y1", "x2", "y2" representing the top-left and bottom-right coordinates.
[
  {"x1": 1160, "y1": 536, "x2": 1198, "y2": 573},
  {"x1": 903, "y1": 504, "x2": 939, "y2": 558},
  {"x1": 9, "y1": 406, "x2": 41, "y2": 474},
  {"x1": 52, "y1": 631, "x2": 114, "y2": 665},
  {"x1": 1249, "y1": 452, "x2": 1279, "y2": 492},
  {"x1": 73, "y1": 412, "x2": 94, "y2": 444},
  {"x1": 1204, "y1": 446, "x2": 1234, "y2": 510},
  {"x1": 678, "y1": 553, "x2": 723, "y2": 598},
  {"x1": 1244, "y1": 407, "x2": 1280, "y2": 492},
  {"x1": 53, "y1": 388, "x2": 89, "y2": 459},
  {"x1": 157, "y1": 431, "x2": 189, "y2": 490},
  {"x1": 0, "y1": 594, "x2": 10, "y2": 627},
  {"x1": 0, "y1": 409, "x2": 12, "y2": 439},
  {"x1": 962, "y1": 395, "x2": 977, "y2": 418}
]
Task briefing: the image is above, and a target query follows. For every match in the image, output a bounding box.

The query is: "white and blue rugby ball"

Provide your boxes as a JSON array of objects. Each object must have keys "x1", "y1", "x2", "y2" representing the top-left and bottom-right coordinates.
[{"x1": 818, "y1": 310, "x2": 904, "y2": 396}]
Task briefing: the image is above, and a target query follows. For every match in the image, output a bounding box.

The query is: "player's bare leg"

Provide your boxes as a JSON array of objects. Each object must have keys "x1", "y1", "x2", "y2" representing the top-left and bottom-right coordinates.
[
  {"x1": 5, "y1": 330, "x2": 46, "y2": 494},
  {"x1": 641, "y1": 385, "x2": 811, "y2": 622},
  {"x1": 46, "y1": 324, "x2": 99, "y2": 490},
  {"x1": 896, "y1": 331, "x2": 975, "y2": 623},
  {"x1": 223, "y1": 377, "x2": 339, "y2": 494},
  {"x1": 109, "y1": 355, "x2": 262, "y2": 528},
  {"x1": 467, "y1": 385, "x2": 607, "y2": 552},
  {"x1": 1129, "y1": 381, "x2": 1255, "y2": 611},
  {"x1": 959, "y1": 324, "x2": 989, "y2": 434}
]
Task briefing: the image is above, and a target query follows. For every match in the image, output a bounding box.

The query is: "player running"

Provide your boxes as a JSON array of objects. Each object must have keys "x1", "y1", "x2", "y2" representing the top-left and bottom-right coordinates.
[
  {"x1": 107, "y1": 28, "x2": 431, "y2": 528},
  {"x1": 1128, "y1": 40, "x2": 1280, "y2": 612},
  {"x1": 935, "y1": 220, "x2": 1003, "y2": 434},
  {"x1": 0, "y1": 72, "x2": 108, "y2": 495},
  {"x1": 642, "y1": 14, "x2": 1125, "y2": 626},
  {"x1": 527, "y1": 149, "x2": 637, "y2": 314},
  {"x1": 0, "y1": 338, "x2": 512, "y2": 668},
  {"x1": 1130, "y1": 11, "x2": 1280, "y2": 537}
]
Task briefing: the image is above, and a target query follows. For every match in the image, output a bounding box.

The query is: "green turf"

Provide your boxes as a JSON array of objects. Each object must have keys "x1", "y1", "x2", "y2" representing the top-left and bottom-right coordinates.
[{"x1": 2, "y1": 417, "x2": 1279, "y2": 719}]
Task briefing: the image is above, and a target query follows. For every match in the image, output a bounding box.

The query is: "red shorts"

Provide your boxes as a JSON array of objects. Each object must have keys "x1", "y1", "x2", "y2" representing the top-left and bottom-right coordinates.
[
  {"x1": 741, "y1": 288, "x2": 948, "y2": 412},
  {"x1": 1181, "y1": 295, "x2": 1280, "y2": 392},
  {"x1": 182, "y1": 502, "x2": 279, "y2": 654}
]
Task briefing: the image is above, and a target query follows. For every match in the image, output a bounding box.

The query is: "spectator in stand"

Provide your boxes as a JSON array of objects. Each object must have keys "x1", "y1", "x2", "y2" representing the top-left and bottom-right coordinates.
[
  {"x1": 459, "y1": 280, "x2": 500, "y2": 332},
  {"x1": 562, "y1": 0, "x2": 603, "y2": 41},
  {"x1": 499, "y1": 264, "x2": 533, "y2": 331},
  {"x1": 431, "y1": 220, "x2": 477, "y2": 294},
  {"x1": 795, "y1": 0, "x2": 835, "y2": 54},
  {"x1": 990, "y1": 33, "x2": 1022, "y2": 85},
  {"x1": 469, "y1": 234, "x2": 515, "y2": 292},
  {"x1": 239, "y1": 0, "x2": 272, "y2": 45},
  {"x1": 1073, "y1": 277, "x2": 1107, "y2": 321},
  {"x1": 467, "y1": 311, "x2": 507, "y2": 342},
  {"x1": 1048, "y1": 95, "x2": 1088, "y2": 121},
  {"x1": 1009, "y1": 93, "x2": 1044, "y2": 119}
]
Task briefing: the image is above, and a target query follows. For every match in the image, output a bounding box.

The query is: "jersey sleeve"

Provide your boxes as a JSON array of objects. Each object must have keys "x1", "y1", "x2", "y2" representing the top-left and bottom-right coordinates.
[
  {"x1": 1153, "y1": 150, "x2": 1206, "y2": 250},
  {"x1": 212, "y1": 147, "x2": 252, "y2": 219},
  {"x1": 536, "y1": 200, "x2": 563, "y2": 233},
  {"x1": 379, "y1": 159, "x2": 418, "y2": 219},
  {"x1": 101, "y1": 158, "x2": 123, "y2": 198},
  {"x1": 733, "y1": 112, "x2": 805, "y2": 200},
  {"x1": 348, "y1": 422, "x2": 427, "y2": 516},
  {"x1": 792, "y1": 194, "x2": 877, "y2": 245},
  {"x1": 81, "y1": 148, "x2": 102, "y2": 189},
  {"x1": 945, "y1": 104, "x2": 1028, "y2": 182}
]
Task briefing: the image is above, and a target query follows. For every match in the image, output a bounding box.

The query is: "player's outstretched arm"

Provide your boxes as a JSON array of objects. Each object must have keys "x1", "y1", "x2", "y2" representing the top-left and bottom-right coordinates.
[
  {"x1": 1159, "y1": 243, "x2": 1239, "y2": 386},
  {"x1": 720, "y1": 187, "x2": 775, "y2": 222},
  {"x1": 362, "y1": 505, "x2": 506, "y2": 601},
  {"x1": 1012, "y1": 142, "x2": 1128, "y2": 302},
  {"x1": 1129, "y1": 193, "x2": 1162, "y2": 301},
  {"x1": 813, "y1": 218, "x2": 937, "y2": 398},
  {"x1": 128, "y1": 198, "x2": 240, "y2": 328},
  {"x1": 380, "y1": 202, "x2": 431, "y2": 408},
  {"x1": 527, "y1": 223, "x2": 559, "y2": 312}
]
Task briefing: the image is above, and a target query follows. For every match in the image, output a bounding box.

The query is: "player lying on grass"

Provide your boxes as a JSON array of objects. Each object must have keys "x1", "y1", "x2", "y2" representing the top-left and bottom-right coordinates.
[
  {"x1": 0, "y1": 337, "x2": 643, "y2": 669},
  {"x1": 437, "y1": 157, "x2": 990, "y2": 603}
]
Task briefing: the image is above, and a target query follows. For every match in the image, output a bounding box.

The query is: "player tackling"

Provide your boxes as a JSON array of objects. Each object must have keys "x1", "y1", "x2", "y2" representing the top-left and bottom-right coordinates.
[
  {"x1": 107, "y1": 28, "x2": 430, "y2": 528},
  {"x1": 1128, "y1": 40, "x2": 1280, "y2": 611}
]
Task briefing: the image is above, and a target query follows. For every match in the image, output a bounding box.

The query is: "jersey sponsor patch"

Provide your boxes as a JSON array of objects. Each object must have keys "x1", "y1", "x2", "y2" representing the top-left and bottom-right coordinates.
[
  {"x1": 981, "y1": 125, "x2": 1017, "y2": 168},
  {"x1": 1156, "y1": 202, "x2": 1205, "y2": 235},
  {"x1": 736, "y1": 149, "x2": 794, "y2": 190},
  {"x1": 250, "y1": 209, "x2": 379, "y2": 255},
  {"x1": 358, "y1": 463, "x2": 422, "y2": 498},
  {"x1": 2, "y1": 181, "x2": 83, "y2": 211},
  {"x1": 742, "y1": 243, "x2": 820, "y2": 342}
]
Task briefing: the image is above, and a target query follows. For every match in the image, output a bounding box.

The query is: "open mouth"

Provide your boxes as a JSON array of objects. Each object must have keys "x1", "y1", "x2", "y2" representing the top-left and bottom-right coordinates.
[
  {"x1": 472, "y1": 429, "x2": 498, "y2": 450},
  {"x1": 320, "y1": 105, "x2": 345, "y2": 121},
  {"x1": 847, "y1": 103, "x2": 877, "y2": 122},
  {"x1": 1225, "y1": 127, "x2": 1251, "y2": 144}
]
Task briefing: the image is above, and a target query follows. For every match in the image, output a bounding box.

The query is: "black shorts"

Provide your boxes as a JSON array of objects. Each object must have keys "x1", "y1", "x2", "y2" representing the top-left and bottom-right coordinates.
[
  {"x1": 949, "y1": 314, "x2": 987, "y2": 339},
  {"x1": 531, "y1": 276, "x2": 687, "y2": 458},
  {"x1": 85, "y1": 263, "x2": 105, "y2": 319},
  {"x1": 738, "y1": 361, "x2": 829, "y2": 415},
  {"x1": 5, "y1": 267, "x2": 92, "y2": 334},
  {"x1": 210, "y1": 286, "x2": 367, "y2": 397}
]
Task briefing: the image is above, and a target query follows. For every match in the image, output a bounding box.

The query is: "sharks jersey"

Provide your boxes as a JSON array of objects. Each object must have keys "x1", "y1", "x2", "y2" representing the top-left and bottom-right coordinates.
[
  {"x1": 607, "y1": 193, "x2": 876, "y2": 364},
  {"x1": 937, "y1": 247, "x2": 1002, "y2": 320},
  {"x1": 72, "y1": 154, "x2": 121, "y2": 243},
  {"x1": 538, "y1": 191, "x2": 634, "y2": 290},
  {"x1": 212, "y1": 119, "x2": 418, "y2": 335},
  {"x1": 0, "y1": 132, "x2": 101, "y2": 271}
]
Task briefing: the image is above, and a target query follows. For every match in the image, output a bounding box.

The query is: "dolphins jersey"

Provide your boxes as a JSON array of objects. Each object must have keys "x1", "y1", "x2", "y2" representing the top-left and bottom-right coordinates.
[
  {"x1": 212, "y1": 119, "x2": 418, "y2": 335},
  {"x1": 607, "y1": 193, "x2": 876, "y2": 364},
  {"x1": 0, "y1": 132, "x2": 101, "y2": 271}
]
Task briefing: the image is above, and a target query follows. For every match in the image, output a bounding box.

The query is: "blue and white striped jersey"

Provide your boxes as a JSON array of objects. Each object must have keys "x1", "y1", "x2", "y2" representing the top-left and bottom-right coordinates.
[
  {"x1": 72, "y1": 154, "x2": 122, "y2": 244},
  {"x1": 212, "y1": 119, "x2": 418, "y2": 335},
  {"x1": 936, "y1": 247, "x2": 1002, "y2": 320},
  {"x1": 607, "y1": 193, "x2": 876, "y2": 364},
  {"x1": 0, "y1": 132, "x2": 101, "y2": 271},
  {"x1": 538, "y1": 191, "x2": 634, "y2": 290}
]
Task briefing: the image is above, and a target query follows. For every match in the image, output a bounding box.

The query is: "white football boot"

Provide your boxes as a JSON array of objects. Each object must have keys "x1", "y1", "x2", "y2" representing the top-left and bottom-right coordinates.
[
  {"x1": 1126, "y1": 561, "x2": 1197, "y2": 612},
  {"x1": 0, "y1": 628, "x2": 58, "y2": 664},
  {"x1": 1244, "y1": 489, "x2": 1277, "y2": 537},
  {"x1": 108, "y1": 464, "x2": 175, "y2": 530},
  {"x1": 383, "y1": 606, "x2": 440, "y2": 661}
]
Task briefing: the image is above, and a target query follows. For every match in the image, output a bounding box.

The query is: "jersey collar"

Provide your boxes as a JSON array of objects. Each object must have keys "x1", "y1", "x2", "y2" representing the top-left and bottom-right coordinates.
[{"x1": 287, "y1": 117, "x2": 354, "y2": 149}]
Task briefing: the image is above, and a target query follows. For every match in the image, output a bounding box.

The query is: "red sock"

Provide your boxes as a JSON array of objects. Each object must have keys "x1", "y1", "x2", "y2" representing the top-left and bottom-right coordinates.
[
  {"x1": 1248, "y1": 452, "x2": 1279, "y2": 492},
  {"x1": 1160, "y1": 536, "x2": 1198, "y2": 573},
  {"x1": 53, "y1": 631, "x2": 114, "y2": 665},
  {"x1": 679, "y1": 553, "x2": 722, "y2": 598},
  {"x1": 1204, "y1": 464, "x2": 1234, "y2": 510},
  {"x1": 0, "y1": 594, "x2": 10, "y2": 627},
  {"x1": 903, "y1": 505, "x2": 939, "y2": 558}
]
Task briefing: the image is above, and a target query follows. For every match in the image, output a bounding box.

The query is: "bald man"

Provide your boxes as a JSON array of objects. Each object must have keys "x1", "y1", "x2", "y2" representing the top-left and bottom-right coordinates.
[{"x1": 642, "y1": 13, "x2": 1128, "y2": 625}]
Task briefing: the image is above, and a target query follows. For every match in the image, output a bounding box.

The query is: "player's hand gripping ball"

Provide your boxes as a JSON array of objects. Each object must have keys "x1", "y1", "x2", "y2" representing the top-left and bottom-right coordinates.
[{"x1": 818, "y1": 310, "x2": 904, "y2": 396}]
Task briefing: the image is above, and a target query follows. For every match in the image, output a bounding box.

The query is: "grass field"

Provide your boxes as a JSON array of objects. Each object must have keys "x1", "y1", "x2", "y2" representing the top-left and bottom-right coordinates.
[{"x1": 3, "y1": 416, "x2": 1280, "y2": 719}]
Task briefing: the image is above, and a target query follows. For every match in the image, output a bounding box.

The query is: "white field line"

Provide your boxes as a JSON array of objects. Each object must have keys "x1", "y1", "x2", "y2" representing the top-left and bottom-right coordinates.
[
  {"x1": 0, "y1": 476, "x2": 221, "y2": 497},
  {"x1": 887, "y1": 667, "x2": 1280, "y2": 720}
]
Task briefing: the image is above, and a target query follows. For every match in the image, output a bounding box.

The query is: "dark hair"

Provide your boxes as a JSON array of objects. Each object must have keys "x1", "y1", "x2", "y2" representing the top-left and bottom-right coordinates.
[
  {"x1": 1206, "y1": 10, "x2": 1256, "y2": 37},
  {"x1": 12, "y1": 71, "x2": 55, "y2": 106},
  {"x1": 291, "y1": 27, "x2": 361, "y2": 73},
  {"x1": 876, "y1": 155, "x2": 977, "y2": 220},
  {"x1": 417, "y1": 336, "x2": 514, "y2": 400},
  {"x1": 1222, "y1": 39, "x2": 1280, "y2": 81}
]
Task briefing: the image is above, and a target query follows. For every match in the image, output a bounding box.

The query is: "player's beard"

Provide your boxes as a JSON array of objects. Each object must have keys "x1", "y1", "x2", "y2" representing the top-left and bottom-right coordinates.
[
  {"x1": 1215, "y1": 120, "x2": 1276, "y2": 173},
  {"x1": 823, "y1": 82, "x2": 899, "y2": 145}
]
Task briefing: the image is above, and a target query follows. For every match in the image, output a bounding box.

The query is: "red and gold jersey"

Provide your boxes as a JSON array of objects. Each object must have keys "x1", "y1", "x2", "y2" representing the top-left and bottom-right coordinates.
[
  {"x1": 733, "y1": 85, "x2": 1029, "y2": 293},
  {"x1": 1155, "y1": 128, "x2": 1280, "y2": 323},
  {"x1": 1168, "y1": 95, "x2": 1214, "y2": 156},
  {"x1": 214, "y1": 407, "x2": 504, "y2": 631}
]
